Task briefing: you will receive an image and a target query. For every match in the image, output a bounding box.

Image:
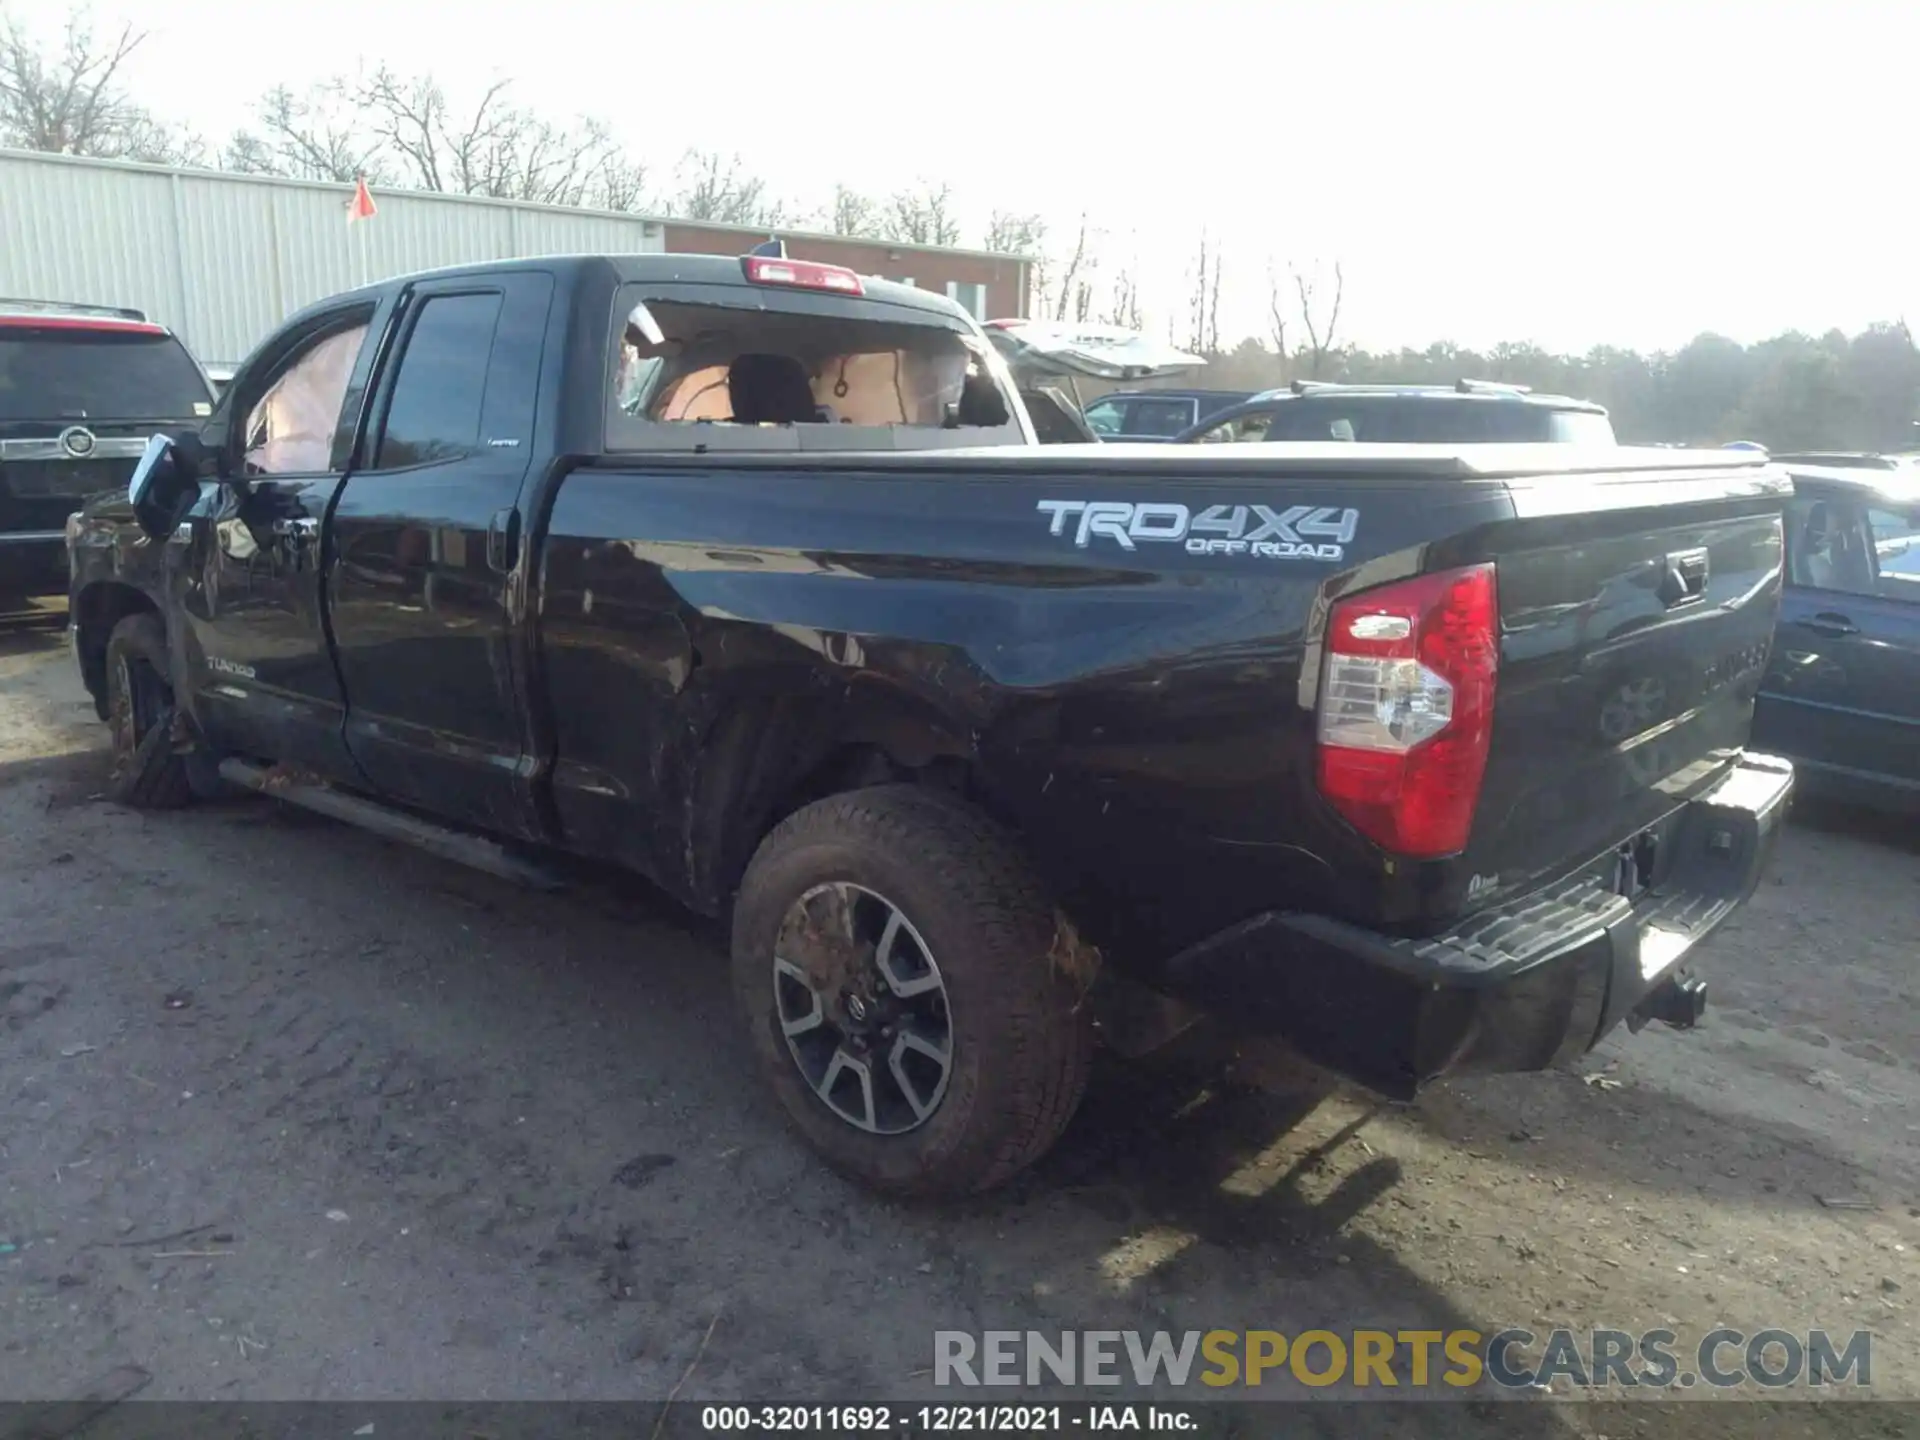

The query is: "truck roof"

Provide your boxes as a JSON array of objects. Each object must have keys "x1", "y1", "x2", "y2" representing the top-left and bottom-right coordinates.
[
  {"x1": 1247, "y1": 380, "x2": 1608, "y2": 415},
  {"x1": 1096, "y1": 388, "x2": 1255, "y2": 404},
  {"x1": 317, "y1": 251, "x2": 966, "y2": 322},
  {"x1": 1780, "y1": 460, "x2": 1920, "y2": 507},
  {"x1": 1771, "y1": 450, "x2": 1919, "y2": 471}
]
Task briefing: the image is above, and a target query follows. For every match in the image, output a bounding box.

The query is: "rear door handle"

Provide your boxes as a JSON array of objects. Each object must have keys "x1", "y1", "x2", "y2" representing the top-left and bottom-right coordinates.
[
  {"x1": 1805, "y1": 612, "x2": 1859, "y2": 637},
  {"x1": 487, "y1": 507, "x2": 520, "y2": 573}
]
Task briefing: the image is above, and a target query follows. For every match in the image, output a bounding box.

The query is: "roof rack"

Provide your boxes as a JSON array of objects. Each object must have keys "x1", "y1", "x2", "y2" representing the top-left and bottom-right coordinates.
[
  {"x1": 1288, "y1": 378, "x2": 1541, "y2": 398},
  {"x1": 1771, "y1": 451, "x2": 1904, "y2": 470},
  {"x1": 0, "y1": 297, "x2": 148, "y2": 323}
]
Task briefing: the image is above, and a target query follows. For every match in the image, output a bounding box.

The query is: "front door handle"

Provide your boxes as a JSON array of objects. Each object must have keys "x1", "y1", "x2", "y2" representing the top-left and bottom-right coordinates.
[
  {"x1": 1805, "y1": 611, "x2": 1859, "y2": 637},
  {"x1": 271, "y1": 517, "x2": 320, "y2": 540}
]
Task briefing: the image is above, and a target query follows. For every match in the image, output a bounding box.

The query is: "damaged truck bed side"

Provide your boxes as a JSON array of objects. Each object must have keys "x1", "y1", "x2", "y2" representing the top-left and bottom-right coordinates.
[{"x1": 68, "y1": 252, "x2": 1794, "y2": 1197}]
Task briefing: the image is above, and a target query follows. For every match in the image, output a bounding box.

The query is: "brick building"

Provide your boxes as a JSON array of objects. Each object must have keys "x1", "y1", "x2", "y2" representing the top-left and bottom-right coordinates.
[{"x1": 661, "y1": 220, "x2": 1033, "y2": 323}]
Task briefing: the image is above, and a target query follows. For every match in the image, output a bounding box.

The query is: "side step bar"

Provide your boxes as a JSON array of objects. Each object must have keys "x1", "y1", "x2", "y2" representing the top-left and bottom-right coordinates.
[{"x1": 217, "y1": 758, "x2": 567, "y2": 891}]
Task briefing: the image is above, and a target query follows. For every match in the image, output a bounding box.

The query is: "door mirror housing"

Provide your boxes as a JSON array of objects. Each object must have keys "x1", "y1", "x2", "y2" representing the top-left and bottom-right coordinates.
[{"x1": 127, "y1": 429, "x2": 209, "y2": 541}]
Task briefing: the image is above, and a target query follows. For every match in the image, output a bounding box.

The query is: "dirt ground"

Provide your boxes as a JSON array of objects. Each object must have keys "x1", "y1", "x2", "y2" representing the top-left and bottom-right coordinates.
[{"x1": 2, "y1": 618, "x2": 1916, "y2": 1435}]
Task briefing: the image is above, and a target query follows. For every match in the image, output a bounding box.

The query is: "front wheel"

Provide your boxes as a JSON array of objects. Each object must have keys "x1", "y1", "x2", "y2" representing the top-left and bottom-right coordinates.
[
  {"x1": 730, "y1": 785, "x2": 1094, "y2": 1198},
  {"x1": 102, "y1": 613, "x2": 196, "y2": 809}
]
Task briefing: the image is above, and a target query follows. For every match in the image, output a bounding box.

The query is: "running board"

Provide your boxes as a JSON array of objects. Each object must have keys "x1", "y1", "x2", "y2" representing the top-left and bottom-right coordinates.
[{"x1": 216, "y1": 758, "x2": 567, "y2": 891}]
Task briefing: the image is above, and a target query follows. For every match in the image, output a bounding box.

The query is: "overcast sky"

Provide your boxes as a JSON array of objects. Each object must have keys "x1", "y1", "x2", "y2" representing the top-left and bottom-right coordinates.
[{"x1": 101, "y1": 0, "x2": 1912, "y2": 353}]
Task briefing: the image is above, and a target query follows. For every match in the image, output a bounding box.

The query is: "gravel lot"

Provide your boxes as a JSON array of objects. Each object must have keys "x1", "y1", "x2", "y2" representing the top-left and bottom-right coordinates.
[{"x1": 2, "y1": 619, "x2": 1915, "y2": 1435}]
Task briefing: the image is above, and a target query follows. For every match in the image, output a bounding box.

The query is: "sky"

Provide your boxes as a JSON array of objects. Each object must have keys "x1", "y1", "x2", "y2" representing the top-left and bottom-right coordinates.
[{"x1": 88, "y1": 0, "x2": 1917, "y2": 354}]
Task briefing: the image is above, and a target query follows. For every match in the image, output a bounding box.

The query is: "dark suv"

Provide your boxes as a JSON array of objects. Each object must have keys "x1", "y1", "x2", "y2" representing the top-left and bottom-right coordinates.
[
  {"x1": 1175, "y1": 379, "x2": 1617, "y2": 446},
  {"x1": 1, "y1": 300, "x2": 214, "y2": 603}
]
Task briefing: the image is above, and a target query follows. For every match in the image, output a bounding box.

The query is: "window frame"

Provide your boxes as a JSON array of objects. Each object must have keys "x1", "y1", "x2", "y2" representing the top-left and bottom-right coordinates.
[
  {"x1": 1786, "y1": 491, "x2": 1920, "y2": 601},
  {"x1": 1121, "y1": 395, "x2": 1200, "y2": 438},
  {"x1": 1189, "y1": 407, "x2": 1275, "y2": 444},
  {"x1": 1082, "y1": 397, "x2": 1128, "y2": 437},
  {"x1": 1865, "y1": 502, "x2": 1920, "y2": 596},
  {"x1": 229, "y1": 302, "x2": 379, "y2": 478},
  {"x1": 600, "y1": 281, "x2": 1031, "y2": 454},
  {"x1": 360, "y1": 285, "x2": 507, "y2": 475}
]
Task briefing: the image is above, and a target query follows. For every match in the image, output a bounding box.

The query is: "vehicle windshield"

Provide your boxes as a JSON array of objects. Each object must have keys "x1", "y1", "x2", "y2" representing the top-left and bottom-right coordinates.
[
  {"x1": 613, "y1": 300, "x2": 1013, "y2": 431},
  {"x1": 1241, "y1": 397, "x2": 1615, "y2": 444},
  {"x1": 0, "y1": 328, "x2": 213, "y2": 423}
]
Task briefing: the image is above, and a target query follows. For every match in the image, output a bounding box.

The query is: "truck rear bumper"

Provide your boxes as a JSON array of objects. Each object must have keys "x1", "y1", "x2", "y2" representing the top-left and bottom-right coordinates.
[{"x1": 1160, "y1": 752, "x2": 1795, "y2": 1100}]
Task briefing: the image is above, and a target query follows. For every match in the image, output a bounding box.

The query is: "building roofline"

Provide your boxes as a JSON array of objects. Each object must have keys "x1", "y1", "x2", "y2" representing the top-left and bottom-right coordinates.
[
  {"x1": 0, "y1": 147, "x2": 1038, "y2": 265},
  {"x1": 659, "y1": 214, "x2": 1038, "y2": 265}
]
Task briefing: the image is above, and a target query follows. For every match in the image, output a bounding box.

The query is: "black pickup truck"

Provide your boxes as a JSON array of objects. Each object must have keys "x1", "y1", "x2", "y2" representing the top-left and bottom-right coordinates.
[{"x1": 68, "y1": 250, "x2": 1795, "y2": 1196}]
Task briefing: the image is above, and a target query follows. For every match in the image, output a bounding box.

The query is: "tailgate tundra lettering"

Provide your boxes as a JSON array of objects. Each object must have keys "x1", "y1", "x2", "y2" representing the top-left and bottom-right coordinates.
[{"x1": 1036, "y1": 500, "x2": 1358, "y2": 560}]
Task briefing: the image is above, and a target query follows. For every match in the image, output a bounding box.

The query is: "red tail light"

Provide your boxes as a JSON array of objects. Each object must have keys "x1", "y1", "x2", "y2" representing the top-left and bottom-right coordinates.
[
  {"x1": 742, "y1": 256, "x2": 864, "y2": 296},
  {"x1": 1315, "y1": 564, "x2": 1499, "y2": 858}
]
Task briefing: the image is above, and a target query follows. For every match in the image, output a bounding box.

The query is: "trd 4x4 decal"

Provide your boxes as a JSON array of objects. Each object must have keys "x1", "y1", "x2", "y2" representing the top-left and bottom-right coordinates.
[{"x1": 1036, "y1": 500, "x2": 1359, "y2": 561}]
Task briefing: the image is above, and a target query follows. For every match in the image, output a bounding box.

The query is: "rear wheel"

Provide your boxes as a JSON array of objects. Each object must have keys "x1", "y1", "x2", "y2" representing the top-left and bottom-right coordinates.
[
  {"x1": 102, "y1": 613, "x2": 195, "y2": 809},
  {"x1": 730, "y1": 785, "x2": 1094, "y2": 1198}
]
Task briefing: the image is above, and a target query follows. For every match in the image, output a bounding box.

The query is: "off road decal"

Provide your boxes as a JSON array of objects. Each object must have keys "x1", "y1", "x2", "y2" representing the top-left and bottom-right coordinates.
[{"x1": 1036, "y1": 500, "x2": 1358, "y2": 562}]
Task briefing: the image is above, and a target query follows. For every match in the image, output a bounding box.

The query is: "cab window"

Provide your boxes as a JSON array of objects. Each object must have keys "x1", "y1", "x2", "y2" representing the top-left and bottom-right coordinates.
[
  {"x1": 1192, "y1": 410, "x2": 1274, "y2": 444},
  {"x1": 1867, "y1": 505, "x2": 1920, "y2": 591},
  {"x1": 241, "y1": 319, "x2": 371, "y2": 476},
  {"x1": 1127, "y1": 397, "x2": 1198, "y2": 437},
  {"x1": 613, "y1": 298, "x2": 1011, "y2": 431},
  {"x1": 1789, "y1": 496, "x2": 1920, "y2": 598},
  {"x1": 1082, "y1": 398, "x2": 1126, "y2": 437}
]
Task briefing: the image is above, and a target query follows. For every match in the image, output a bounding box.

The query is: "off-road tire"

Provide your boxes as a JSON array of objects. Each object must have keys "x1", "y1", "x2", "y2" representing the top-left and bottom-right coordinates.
[
  {"x1": 731, "y1": 784, "x2": 1095, "y2": 1198},
  {"x1": 102, "y1": 613, "x2": 195, "y2": 810}
]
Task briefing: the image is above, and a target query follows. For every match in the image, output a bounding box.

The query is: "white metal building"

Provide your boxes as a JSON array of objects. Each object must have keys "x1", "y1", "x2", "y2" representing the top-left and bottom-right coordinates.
[{"x1": 0, "y1": 148, "x2": 671, "y2": 368}]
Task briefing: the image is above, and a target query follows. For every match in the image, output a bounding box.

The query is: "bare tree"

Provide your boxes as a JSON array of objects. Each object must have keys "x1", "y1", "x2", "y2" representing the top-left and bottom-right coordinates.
[
  {"x1": 670, "y1": 149, "x2": 784, "y2": 226},
  {"x1": 983, "y1": 210, "x2": 1044, "y2": 255},
  {"x1": 1208, "y1": 245, "x2": 1223, "y2": 356},
  {"x1": 1103, "y1": 266, "x2": 1142, "y2": 331},
  {"x1": 240, "y1": 67, "x2": 633, "y2": 208},
  {"x1": 0, "y1": 8, "x2": 201, "y2": 162},
  {"x1": 1188, "y1": 231, "x2": 1223, "y2": 354},
  {"x1": 826, "y1": 184, "x2": 880, "y2": 237},
  {"x1": 1049, "y1": 215, "x2": 1090, "y2": 322},
  {"x1": 353, "y1": 66, "x2": 452, "y2": 192},
  {"x1": 1265, "y1": 260, "x2": 1290, "y2": 363},
  {"x1": 594, "y1": 155, "x2": 649, "y2": 213},
  {"x1": 1293, "y1": 260, "x2": 1345, "y2": 378},
  {"x1": 883, "y1": 182, "x2": 961, "y2": 247},
  {"x1": 224, "y1": 82, "x2": 386, "y2": 184}
]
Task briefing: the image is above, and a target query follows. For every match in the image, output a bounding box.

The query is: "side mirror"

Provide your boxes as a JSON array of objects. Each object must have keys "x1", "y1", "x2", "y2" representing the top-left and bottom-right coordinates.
[{"x1": 127, "y1": 430, "x2": 208, "y2": 541}]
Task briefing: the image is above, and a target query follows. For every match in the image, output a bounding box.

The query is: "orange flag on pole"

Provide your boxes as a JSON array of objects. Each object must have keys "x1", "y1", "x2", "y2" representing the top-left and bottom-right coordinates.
[{"x1": 346, "y1": 176, "x2": 377, "y2": 224}]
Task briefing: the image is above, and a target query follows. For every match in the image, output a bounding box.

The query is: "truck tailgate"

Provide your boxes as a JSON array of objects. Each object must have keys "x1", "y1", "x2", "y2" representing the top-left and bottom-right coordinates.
[{"x1": 1464, "y1": 466, "x2": 1786, "y2": 905}]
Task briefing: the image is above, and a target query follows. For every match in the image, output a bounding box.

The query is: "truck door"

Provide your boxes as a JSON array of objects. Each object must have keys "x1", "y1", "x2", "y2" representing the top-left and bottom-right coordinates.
[
  {"x1": 326, "y1": 273, "x2": 551, "y2": 838},
  {"x1": 178, "y1": 300, "x2": 382, "y2": 780},
  {"x1": 1759, "y1": 490, "x2": 1920, "y2": 802}
]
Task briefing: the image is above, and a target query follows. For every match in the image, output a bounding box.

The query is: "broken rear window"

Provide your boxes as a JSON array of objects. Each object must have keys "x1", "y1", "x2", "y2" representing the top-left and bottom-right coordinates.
[{"x1": 609, "y1": 296, "x2": 1021, "y2": 451}]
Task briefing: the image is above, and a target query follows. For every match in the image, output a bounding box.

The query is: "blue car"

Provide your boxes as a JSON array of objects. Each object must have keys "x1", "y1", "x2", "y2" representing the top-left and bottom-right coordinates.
[{"x1": 1753, "y1": 457, "x2": 1920, "y2": 814}]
